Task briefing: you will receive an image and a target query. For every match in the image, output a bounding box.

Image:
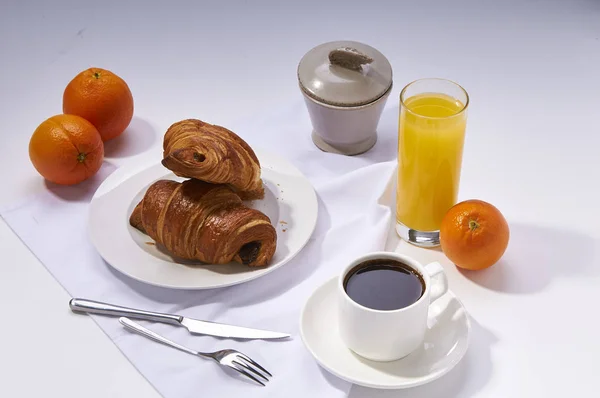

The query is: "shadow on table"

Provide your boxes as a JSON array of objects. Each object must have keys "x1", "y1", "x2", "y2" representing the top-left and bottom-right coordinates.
[
  {"x1": 319, "y1": 366, "x2": 354, "y2": 396},
  {"x1": 105, "y1": 193, "x2": 331, "y2": 309},
  {"x1": 104, "y1": 117, "x2": 158, "y2": 158},
  {"x1": 347, "y1": 317, "x2": 497, "y2": 398},
  {"x1": 458, "y1": 223, "x2": 599, "y2": 294}
]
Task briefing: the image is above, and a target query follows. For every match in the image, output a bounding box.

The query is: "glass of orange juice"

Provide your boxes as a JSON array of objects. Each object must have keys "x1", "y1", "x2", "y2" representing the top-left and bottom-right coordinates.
[{"x1": 396, "y1": 78, "x2": 469, "y2": 247}]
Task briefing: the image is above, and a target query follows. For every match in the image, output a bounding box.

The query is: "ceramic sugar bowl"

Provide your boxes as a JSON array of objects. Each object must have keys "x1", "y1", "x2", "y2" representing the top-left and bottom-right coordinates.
[{"x1": 297, "y1": 40, "x2": 393, "y2": 155}]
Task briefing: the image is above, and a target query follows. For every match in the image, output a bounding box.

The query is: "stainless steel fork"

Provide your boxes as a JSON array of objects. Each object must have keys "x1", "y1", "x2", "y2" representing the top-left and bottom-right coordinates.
[{"x1": 119, "y1": 317, "x2": 272, "y2": 386}]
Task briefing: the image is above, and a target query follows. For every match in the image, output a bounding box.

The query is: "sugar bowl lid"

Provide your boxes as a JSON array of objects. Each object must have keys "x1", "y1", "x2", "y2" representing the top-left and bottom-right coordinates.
[{"x1": 297, "y1": 40, "x2": 393, "y2": 107}]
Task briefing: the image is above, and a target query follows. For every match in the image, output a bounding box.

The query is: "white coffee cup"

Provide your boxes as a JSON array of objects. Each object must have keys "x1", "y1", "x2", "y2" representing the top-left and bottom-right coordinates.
[{"x1": 337, "y1": 251, "x2": 449, "y2": 362}]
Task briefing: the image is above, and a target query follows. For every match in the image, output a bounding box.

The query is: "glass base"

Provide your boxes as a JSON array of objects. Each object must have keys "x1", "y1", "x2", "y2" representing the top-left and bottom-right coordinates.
[{"x1": 395, "y1": 222, "x2": 440, "y2": 248}]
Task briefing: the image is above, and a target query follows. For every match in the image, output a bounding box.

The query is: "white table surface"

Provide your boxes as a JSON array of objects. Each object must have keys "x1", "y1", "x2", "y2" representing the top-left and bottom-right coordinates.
[{"x1": 2, "y1": 0, "x2": 599, "y2": 397}]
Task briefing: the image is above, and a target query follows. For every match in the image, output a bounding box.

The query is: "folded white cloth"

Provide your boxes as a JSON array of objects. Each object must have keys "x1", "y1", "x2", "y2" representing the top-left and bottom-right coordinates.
[{"x1": 1, "y1": 99, "x2": 399, "y2": 397}]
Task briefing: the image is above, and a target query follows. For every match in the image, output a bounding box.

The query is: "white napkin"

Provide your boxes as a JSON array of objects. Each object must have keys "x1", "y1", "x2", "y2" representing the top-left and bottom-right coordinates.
[{"x1": 1, "y1": 100, "x2": 399, "y2": 398}]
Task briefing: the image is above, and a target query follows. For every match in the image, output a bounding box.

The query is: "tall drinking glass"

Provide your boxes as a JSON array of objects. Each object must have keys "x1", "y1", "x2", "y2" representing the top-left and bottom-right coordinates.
[{"x1": 396, "y1": 78, "x2": 469, "y2": 247}]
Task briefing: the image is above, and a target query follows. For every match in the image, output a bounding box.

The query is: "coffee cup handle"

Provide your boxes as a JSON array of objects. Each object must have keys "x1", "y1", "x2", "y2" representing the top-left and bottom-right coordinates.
[{"x1": 424, "y1": 262, "x2": 449, "y2": 303}]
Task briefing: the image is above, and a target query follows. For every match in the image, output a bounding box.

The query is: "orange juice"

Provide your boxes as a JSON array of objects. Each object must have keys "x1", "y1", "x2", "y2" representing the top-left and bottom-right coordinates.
[{"x1": 396, "y1": 93, "x2": 467, "y2": 232}]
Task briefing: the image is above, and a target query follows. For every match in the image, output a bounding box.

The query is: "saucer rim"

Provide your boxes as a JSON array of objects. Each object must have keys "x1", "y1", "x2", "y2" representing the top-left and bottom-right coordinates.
[{"x1": 299, "y1": 276, "x2": 471, "y2": 390}]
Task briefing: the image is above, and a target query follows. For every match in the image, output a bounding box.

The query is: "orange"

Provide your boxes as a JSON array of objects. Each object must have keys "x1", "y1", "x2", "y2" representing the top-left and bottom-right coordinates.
[
  {"x1": 63, "y1": 67, "x2": 134, "y2": 141},
  {"x1": 440, "y1": 199, "x2": 510, "y2": 270},
  {"x1": 29, "y1": 114, "x2": 104, "y2": 185}
]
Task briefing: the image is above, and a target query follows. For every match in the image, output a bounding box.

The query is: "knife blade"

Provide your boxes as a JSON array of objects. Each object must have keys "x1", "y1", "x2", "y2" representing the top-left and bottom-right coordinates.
[{"x1": 69, "y1": 298, "x2": 290, "y2": 340}]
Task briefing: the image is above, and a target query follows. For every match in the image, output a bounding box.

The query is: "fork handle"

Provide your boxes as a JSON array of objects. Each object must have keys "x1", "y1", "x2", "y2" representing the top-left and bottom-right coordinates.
[
  {"x1": 69, "y1": 298, "x2": 182, "y2": 325},
  {"x1": 119, "y1": 317, "x2": 199, "y2": 356}
]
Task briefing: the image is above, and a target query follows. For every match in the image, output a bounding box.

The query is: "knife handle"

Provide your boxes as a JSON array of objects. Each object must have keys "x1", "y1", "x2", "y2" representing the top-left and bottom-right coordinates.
[{"x1": 69, "y1": 298, "x2": 182, "y2": 325}]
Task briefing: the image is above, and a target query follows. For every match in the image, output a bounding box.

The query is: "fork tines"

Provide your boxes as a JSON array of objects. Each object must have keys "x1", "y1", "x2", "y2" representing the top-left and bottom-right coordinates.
[{"x1": 231, "y1": 354, "x2": 272, "y2": 386}]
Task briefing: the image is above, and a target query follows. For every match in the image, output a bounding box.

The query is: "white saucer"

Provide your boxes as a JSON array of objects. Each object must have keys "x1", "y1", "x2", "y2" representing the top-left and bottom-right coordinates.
[{"x1": 300, "y1": 277, "x2": 470, "y2": 389}]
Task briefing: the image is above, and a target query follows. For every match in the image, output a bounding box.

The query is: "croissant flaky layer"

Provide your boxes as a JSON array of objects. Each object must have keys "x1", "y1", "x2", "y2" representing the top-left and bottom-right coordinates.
[
  {"x1": 130, "y1": 179, "x2": 277, "y2": 266},
  {"x1": 162, "y1": 119, "x2": 264, "y2": 200}
]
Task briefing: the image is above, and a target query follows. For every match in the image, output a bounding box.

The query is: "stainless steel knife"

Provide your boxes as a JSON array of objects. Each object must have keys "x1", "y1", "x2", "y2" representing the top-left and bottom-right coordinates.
[{"x1": 69, "y1": 298, "x2": 290, "y2": 340}]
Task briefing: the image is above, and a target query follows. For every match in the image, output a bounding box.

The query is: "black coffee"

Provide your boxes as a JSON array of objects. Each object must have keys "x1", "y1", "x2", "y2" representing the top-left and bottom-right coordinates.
[{"x1": 343, "y1": 259, "x2": 425, "y2": 311}]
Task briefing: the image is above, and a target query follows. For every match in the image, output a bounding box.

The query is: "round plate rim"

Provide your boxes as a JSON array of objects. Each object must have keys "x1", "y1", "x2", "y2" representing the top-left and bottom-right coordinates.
[{"x1": 88, "y1": 148, "x2": 318, "y2": 290}]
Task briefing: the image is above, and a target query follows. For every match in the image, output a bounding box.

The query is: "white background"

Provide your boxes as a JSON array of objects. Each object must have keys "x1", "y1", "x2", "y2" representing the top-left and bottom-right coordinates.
[{"x1": 1, "y1": 0, "x2": 599, "y2": 397}]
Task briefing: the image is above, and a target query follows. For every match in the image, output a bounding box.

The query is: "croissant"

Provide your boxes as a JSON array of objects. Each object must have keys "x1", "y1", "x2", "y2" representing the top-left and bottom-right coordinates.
[
  {"x1": 129, "y1": 179, "x2": 277, "y2": 266},
  {"x1": 162, "y1": 119, "x2": 264, "y2": 200}
]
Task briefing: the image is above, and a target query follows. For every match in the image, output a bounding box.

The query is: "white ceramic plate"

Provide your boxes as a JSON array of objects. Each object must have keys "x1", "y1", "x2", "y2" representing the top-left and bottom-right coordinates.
[
  {"x1": 300, "y1": 277, "x2": 470, "y2": 389},
  {"x1": 89, "y1": 148, "x2": 318, "y2": 289}
]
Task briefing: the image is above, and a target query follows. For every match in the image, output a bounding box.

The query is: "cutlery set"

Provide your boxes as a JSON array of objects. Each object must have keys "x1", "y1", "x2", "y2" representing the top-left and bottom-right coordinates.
[{"x1": 69, "y1": 298, "x2": 288, "y2": 386}]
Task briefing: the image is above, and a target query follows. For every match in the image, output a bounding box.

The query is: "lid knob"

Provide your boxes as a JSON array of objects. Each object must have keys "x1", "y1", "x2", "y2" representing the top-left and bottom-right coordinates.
[{"x1": 328, "y1": 47, "x2": 374, "y2": 71}]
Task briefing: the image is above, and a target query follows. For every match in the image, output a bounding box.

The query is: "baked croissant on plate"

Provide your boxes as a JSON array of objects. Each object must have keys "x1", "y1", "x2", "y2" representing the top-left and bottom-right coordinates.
[
  {"x1": 162, "y1": 119, "x2": 264, "y2": 200},
  {"x1": 129, "y1": 179, "x2": 277, "y2": 266}
]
